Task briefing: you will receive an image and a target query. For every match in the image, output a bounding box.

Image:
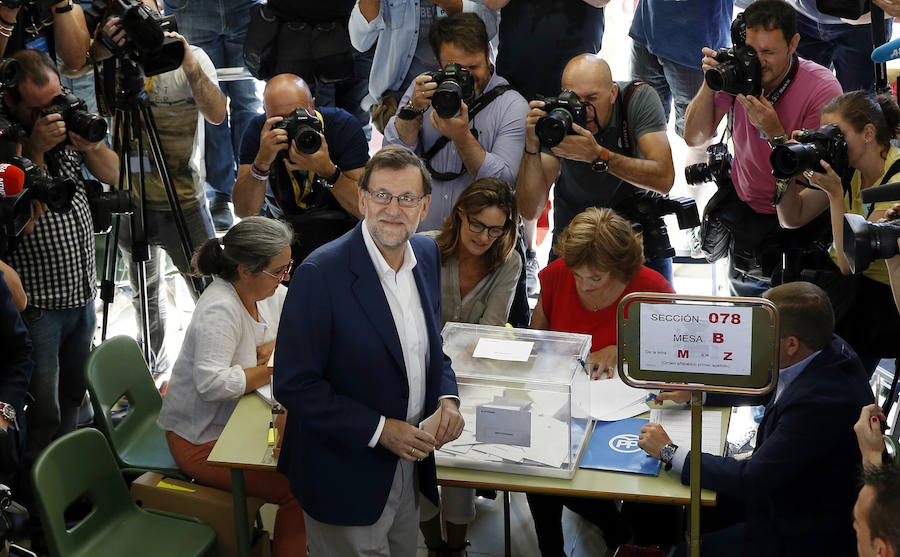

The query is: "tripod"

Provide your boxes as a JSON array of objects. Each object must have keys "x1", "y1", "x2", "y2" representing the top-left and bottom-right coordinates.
[{"x1": 97, "y1": 58, "x2": 204, "y2": 365}]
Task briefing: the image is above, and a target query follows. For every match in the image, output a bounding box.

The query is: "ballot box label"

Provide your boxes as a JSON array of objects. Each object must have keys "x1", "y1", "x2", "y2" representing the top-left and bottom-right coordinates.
[
  {"x1": 639, "y1": 303, "x2": 752, "y2": 376},
  {"x1": 475, "y1": 405, "x2": 531, "y2": 447}
]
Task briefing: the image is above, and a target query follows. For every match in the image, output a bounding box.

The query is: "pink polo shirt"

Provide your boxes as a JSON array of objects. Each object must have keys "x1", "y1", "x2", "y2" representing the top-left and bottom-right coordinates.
[{"x1": 715, "y1": 58, "x2": 842, "y2": 214}]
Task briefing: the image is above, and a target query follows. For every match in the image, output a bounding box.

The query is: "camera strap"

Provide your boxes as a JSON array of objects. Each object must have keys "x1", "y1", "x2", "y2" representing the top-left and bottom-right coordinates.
[
  {"x1": 422, "y1": 85, "x2": 512, "y2": 181},
  {"x1": 765, "y1": 54, "x2": 799, "y2": 106},
  {"x1": 615, "y1": 80, "x2": 650, "y2": 158},
  {"x1": 852, "y1": 158, "x2": 900, "y2": 217},
  {"x1": 278, "y1": 110, "x2": 327, "y2": 209}
]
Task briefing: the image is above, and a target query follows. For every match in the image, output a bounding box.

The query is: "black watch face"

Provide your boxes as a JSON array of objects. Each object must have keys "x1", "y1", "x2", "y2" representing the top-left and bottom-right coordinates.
[{"x1": 591, "y1": 159, "x2": 608, "y2": 173}]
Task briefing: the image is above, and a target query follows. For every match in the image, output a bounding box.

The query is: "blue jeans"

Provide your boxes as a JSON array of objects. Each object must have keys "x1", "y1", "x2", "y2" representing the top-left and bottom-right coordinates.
[
  {"x1": 165, "y1": 0, "x2": 263, "y2": 200},
  {"x1": 630, "y1": 40, "x2": 705, "y2": 138},
  {"x1": 21, "y1": 302, "x2": 96, "y2": 462},
  {"x1": 117, "y1": 202, "x2": 215, "y2": 371},
  {"x1": 795, "y1": 11, "x2": 891, "y2": 93}
]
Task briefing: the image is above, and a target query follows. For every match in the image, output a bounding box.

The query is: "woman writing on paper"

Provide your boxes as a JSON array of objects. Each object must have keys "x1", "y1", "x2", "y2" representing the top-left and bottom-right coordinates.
[
  {"x1": 527, "y1": 207, "x2": 674, "y2": 556},
  {"x1": 157, "y1": 216, "x2": 305, "y2": 556},
  {"x1": 419, "y1": 177, "x2": 521, "y2": 556}
]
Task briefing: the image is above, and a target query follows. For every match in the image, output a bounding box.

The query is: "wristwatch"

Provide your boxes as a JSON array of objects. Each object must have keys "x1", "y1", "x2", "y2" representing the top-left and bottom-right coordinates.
[
  {"x1": 397, "y1": 102, "x2": 426, "y2": 121},
  {"x1": 52, "y1": 0, "x2": 74, "y2": 14},
  {"x1": 319, "y1": 165, "x2": 341, "y2": 188},
  {"x1": 591, "y1": 146, "x2": 610, "y2": 173},
  {"x1": 0, "y1": 403, "x2": 16, "y2": 424},
  {"x1": 767, "y1": 135, "x2": 789, "y2": 149},
  {"x1": 659, "y1": 443, "x2": 678, "y2": 471}
]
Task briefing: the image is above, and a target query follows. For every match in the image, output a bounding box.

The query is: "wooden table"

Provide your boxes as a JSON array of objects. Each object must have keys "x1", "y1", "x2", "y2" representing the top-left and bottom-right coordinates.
[{"x1": 209, "y1": 395, "x2": 730, "y2": 557}]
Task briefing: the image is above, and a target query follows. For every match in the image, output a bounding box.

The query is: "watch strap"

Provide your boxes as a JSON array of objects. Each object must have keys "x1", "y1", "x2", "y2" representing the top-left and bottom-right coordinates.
[
  {"x1": 52, "y1": 0, "x2": 74, "y2": 14},
  {"x1": 397, "y1": 102, "x2": 426, "y2": 121}
]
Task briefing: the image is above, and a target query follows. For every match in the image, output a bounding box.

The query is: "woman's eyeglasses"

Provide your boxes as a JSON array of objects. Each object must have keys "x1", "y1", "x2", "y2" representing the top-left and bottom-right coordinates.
[
  {"x1": 465, "y1": 214, "x2": 507, "y2": 239},
  {"x1": 261, "y1": 259, "x2": 294, "y2": 282}
]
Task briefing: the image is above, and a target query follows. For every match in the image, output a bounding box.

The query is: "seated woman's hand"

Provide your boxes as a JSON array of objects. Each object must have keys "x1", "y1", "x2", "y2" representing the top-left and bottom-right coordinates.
[
  {"x1": 257, "y1": 340, "x2": 276, "y2": 367},
  {"x1": 587, "y1": 345, "x2": 618, "y2": 380},
  {"x1": 653, "y1": 390, "x2": 691, "y2": 406}
]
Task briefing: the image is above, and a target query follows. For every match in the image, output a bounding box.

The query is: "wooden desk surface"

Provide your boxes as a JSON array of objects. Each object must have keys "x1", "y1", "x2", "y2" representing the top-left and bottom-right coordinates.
[{"x1": 208, "y1": 395, "x2": 728, "y2": 505}]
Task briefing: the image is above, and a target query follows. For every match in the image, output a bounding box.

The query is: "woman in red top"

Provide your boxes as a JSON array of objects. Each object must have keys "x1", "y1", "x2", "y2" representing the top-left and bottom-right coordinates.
[{"x1": 527, "y1": 207, "x2": 674, "y2": 556}]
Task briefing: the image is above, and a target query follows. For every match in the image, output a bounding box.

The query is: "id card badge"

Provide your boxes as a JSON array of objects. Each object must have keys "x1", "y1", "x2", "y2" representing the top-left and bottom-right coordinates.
[
  {"x1": 129, "y1": 155, "x2": 153, "y2": 173},
  {"x1": 25, "y1": 36, "x2": 49, "y2": 54}
]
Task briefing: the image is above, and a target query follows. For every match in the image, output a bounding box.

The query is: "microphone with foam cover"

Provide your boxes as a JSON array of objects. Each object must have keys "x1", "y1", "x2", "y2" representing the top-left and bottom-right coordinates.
[
  {"x1": 871, "y1": 38, "x2": 900, "y2": 63},
  {"x1": 0, "y1": 163, "x2": 25, "y2": 197}
]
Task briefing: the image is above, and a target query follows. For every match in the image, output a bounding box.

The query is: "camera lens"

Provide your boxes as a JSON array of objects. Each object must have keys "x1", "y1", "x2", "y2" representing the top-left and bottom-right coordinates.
[
  {"x1": 432, "y1": 81, "x2": 463, "y2": 119},
  {"x1": 843, "y1": 214, "x2": 900, "y2": 274},
  {"x1": 535, "y1": 110, "x2": 573, "y2": 148},
  {"x1": 704, "y1": 65, "x2": 732, "y2": 93},
  {"x1": 770, "y1": 143, "x2": 820, "y2": 179},
  {"x1": 684, "y1": 162, "x2": 712, "y2": 186},
  {"x1": 68, "y1": 110, "x2": 108, "y2": 143},
  {"x1": 293, "y1": 125, "x2": 322, "y2": 155}
]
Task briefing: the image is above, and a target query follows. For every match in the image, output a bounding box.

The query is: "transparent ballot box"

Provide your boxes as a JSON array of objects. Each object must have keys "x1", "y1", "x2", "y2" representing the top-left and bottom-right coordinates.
[{"x1": 437, "y1": 323, "x2": 593, "y2": 479}]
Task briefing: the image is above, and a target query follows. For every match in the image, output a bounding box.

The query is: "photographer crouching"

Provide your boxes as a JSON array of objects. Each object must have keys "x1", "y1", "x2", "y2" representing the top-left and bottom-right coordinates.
[
  {"x1": 91, "y1": 0, "x2": 225, "y2": 374},
  {"x1": 774, "y1": 91, "x2": 900, "y2": 374},
  {"x1": 2, "y1": 49, "x2": 117, "y2": 464},
  {"x1": 232, "y1": 74, "x2": 369, "y2": 263}
]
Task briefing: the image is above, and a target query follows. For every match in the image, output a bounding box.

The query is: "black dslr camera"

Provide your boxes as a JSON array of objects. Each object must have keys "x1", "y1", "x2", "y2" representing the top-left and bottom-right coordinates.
[
  {"x1": 91, "y1": 0, "x2": 184, "y2": 77},
  {"x1": 843, "y1": 213, "x2": 900, "y2": 274},
  {"x1": 273, "y1": 108, "x2": 323, "y2": 155},
  {"x1": 42, "y1": 93, "x2": 108, "y2": 146},
  {"x1": 617, "y1": 193, "x2": 701, "y2": 262},
  {"x1": 705, "y1": 14, "x2": 762, "y2": 97},
  {"x1": 428, "y1": 63, "x2": 475, "y2": 119},
  {"x1": 0, "y1": 156, "x2": 78, "y2": 257},
  {"x1": 535, "y1": 90, "x2": 588, "y2": 148},
  {"x1": 84, "y1": 180, "x2": 133, "y2": 234},
  {"x1": 685, "y1": 142, "x2": 732, "y2": 186},
  {"x1": 769, "y1": 124, "x2": 848, "y2": 179}
]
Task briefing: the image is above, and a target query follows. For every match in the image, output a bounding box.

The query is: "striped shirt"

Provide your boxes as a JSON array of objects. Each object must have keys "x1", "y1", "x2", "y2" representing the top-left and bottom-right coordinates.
[{"x1": 7, "y1": 144, "x2": 96, "y2": 309}]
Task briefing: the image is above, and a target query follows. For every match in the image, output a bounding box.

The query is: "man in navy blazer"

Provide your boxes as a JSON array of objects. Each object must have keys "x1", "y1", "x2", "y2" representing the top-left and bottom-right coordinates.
[
  {"x1": 274, "y1": 145, "x2": 464, "y2": 556},
  {"x1": 639, "y1": 281, "x2": 873, "y2": 556}
]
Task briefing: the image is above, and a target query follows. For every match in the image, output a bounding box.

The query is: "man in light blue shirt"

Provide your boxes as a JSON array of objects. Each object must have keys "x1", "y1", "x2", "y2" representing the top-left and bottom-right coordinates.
[
  {"x1": 349, "y1": 0, "x2": 498, "y2": 113},
  {"x1": 639, "y1": 281, "x2": 873, "y2": 556},
  {"x1": 382, "y1": 12, "x2": 527, "y2": 231}
]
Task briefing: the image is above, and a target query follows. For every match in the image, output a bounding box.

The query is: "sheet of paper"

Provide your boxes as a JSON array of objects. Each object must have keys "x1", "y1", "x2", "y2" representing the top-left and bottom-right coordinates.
[
  {"x1": 649, "y1": 409, "x2": 724, "y2": 456},
  {"x1": 255, "y1": 384, "x2": 274, "y2": 405},
  {"x1": 590, "y1": 378, "x2": 652, "y2": 421},
  {"x1": 472, "y1": 337, "x2": 534, "y2": 362},
  {"x1": 475, "y1": 405, "x2": 531, "y2": 446},
  {"x1": 522, "y1": 415, "x2": 569, "y2": 467},
  {"x1": 419, "y1": 406, "x2": 442, "y2": 437}
]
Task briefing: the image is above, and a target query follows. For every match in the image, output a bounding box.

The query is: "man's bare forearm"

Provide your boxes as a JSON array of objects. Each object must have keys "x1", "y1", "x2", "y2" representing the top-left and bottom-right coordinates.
[
  {"x1": 515, "y1": 152, "x2": 553, "y2": 220},
  {"x1": 84, "y1": 145, "x2": 120, "y2": 186},
  {"x1": 394, "y1": 117, "x2": 421, "y2": 149},
  {"x1": 233, "y1": 166, "x2": 267, "y2": 217},
  {"x1": 607, "y1": 151, "x2": 674, "y2": 194},
  {"x1": 185, "y1": 63, "x2": 226, "y2": 125},
  {"x1": 684, "y1": 86, "x2": 719, "y2": 147},
  {"x1": 331, "y1": 168, "x2": 362, "y2": 218},
  {"x1": 52, "y1": 3, "x2": 90, "y2": 70}
]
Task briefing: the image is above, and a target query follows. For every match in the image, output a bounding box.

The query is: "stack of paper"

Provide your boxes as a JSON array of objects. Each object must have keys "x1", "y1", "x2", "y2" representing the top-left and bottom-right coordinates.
[
  {"x1": 590, "y1": 378, "x2": 654, "y2": 421},
  {"x1": 649, "y1": 409, "x2": 724, "y2": 456}
]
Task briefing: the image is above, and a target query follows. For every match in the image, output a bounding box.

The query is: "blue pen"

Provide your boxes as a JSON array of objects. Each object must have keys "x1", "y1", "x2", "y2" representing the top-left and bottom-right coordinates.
[{"x1": 645, "y1": 393, "x2": 657, "y2": 403}]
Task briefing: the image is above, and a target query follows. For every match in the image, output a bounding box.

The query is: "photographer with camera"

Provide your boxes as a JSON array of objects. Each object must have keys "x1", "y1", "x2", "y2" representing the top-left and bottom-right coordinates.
[
  {"x1": 2, "y1": 49, "x2": 117, "y2": 463},
  {"x1": 516, "y1": 53, "x2": 677, "y2": 281},
  {"x1": 233, "y1": 73, "x2": 369, "y2": 263},
  {"x1": 774, "y1": 91, "x2": 900, "y2": 373},
  {"x1": 383, "y1": 12, "x2": 527, "y2": 233},
  {"x1": 0, "y1": 0, "x2": 89, "y2": 74},
  {"x1": 91, "y1": 2, "x2": 225, "y2": 374},
  {"x1": 684, "y1": 0, "x2": 842, "y2": 296}
]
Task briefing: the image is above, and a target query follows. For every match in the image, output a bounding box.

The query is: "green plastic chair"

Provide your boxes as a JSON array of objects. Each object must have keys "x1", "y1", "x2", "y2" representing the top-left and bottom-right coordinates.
[
  {"x1": 84, "y1": 335, "x2": 183, "y2": 477},
  {"x1": 31, "y1": 428, "x2": 216, "y2": 557}
]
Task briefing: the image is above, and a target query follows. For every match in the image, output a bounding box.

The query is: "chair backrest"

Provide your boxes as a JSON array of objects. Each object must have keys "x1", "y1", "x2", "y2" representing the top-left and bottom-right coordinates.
[
  {"x1": 31, "y1": 428, "x2": 139, "y2": 557},
  {"x1": 84, "y1": 336, "x2": 163, "y2": 456}
]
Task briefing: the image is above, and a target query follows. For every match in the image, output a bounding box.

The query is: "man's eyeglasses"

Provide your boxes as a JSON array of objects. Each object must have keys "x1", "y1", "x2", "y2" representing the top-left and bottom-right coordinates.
[
  {"x1": 261, "y1": 259, "x2": 294, "y2": 282},
  {"x1": 365, "y1": 189, "x2": 425, "y2": 208},
  {"x1": 465, "y1": 214, "x2": 507, "y2": 239}
]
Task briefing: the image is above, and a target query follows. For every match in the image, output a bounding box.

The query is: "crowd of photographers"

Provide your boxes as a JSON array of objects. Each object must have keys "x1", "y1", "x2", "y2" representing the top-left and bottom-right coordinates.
[{"x1": 0, "y1": 0, "x2": 896, "y2": 554}]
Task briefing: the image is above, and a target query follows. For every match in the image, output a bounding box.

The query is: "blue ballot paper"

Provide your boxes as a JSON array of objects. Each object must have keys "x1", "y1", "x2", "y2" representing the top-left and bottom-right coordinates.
[{"x1": 579, "y1": 418, "x2": 661, "y2": 476}]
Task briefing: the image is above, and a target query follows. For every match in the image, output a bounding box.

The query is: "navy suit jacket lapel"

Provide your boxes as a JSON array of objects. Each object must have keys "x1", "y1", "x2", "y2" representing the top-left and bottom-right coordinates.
[{"x1": 348, "y1": 226, "x2": 406, "y2": 373}]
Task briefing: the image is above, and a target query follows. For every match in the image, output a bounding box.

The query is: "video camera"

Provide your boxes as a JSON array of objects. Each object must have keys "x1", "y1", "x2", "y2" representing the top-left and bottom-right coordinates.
[
  {"x1": 685, "y1": 143, "x2": 732, "y2": 186},
  {"x1": 89, "y1": 0, "x2": 184, "y2": 77},
  {"x1": 428, "y1": 63, "x2": 475, "y2": 119},
  {"x1": 535, "y1": 90, "x2": 588, "y2": 148},
  {"x1": 843, "y1": 181, "x2": 900, "y2": 274},
  {"x1": 43, "y1": 93, "x2": 108, "y2": 146},
  {"x1": 0, "y1": 156, "x2": 78, "y2": 257},
  {"x1": 770, "y1": 124, "x2": 849, "y2": 179},
  {"x1": 84, "y1": 180, "x2": 133, "y2": 234},
  {"x1": 705, "y1": 14, "x2": 762, "y2": 97},
  {"x1": 616, "y1": 193, "x2": 701, "y2": 262},
  {"x1": 273, "y1": 108, "x2": 323, "y2": 155}
]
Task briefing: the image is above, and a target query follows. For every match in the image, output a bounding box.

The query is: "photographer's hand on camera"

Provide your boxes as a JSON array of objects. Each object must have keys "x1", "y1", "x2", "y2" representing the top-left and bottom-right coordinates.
[
  {"x1": 803, "y1": 160, "x2": 842, "y2": 200},
  {"x1": 282, "y1": 133, "x2": 335, "y2": 179},
  {"x1": 411, "y1": 73, "x2": 437, "y2": 112},
  {"x1": 550, "y1": 123, "x2": 605, "y2": 164},
  {"x1": 524, "y1": 100, "x2": 547, "y2": 154},
  {"x1": 684, "y1": 47, "x2": 727, "y2": 147},
  {"x1": 736, "y1": 93, "x2": 785, "y2": 141},
  {"x1": 254, "y1": 116, "x2": 288, "y2": 173},
  {"x1": 23, "y1": 199, "x2": 46, "y2": 236},
  {"x1": 430, "y1": 99, "x2": 470, "y2": 143},
  {"x1": 25, "y1": 113, "x2": 66, "y2": 165}
]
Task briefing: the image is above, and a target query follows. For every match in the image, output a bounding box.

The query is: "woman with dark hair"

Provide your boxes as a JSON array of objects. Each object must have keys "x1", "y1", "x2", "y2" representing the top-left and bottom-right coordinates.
[
  {"x1": 419, "y1": 177, "x2": 520, "y2": 556},
  {"x1": 157, "y1": 216, "x2": 305, "y2": 556},
  {"x1": 527, "y1": 207, "x2": 674, "y2": 557},
  {"x1": 776, "y1": 90, "x2": 900, "y2": 372}
]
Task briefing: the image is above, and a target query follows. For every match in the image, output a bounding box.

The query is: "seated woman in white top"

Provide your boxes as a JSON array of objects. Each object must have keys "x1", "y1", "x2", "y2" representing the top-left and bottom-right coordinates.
[
  {"x1": 420, "y1": 177, "x2": 520, "y2": 556},
  {"x1": 157, "y1": 216, "x2": 304, "y2": 556}
]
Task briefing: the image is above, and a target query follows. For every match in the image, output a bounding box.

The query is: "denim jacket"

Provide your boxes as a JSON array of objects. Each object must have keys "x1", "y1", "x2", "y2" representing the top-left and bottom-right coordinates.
[{"x1": 349, "y1": 0, "x2": 498, "y2": 110}]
